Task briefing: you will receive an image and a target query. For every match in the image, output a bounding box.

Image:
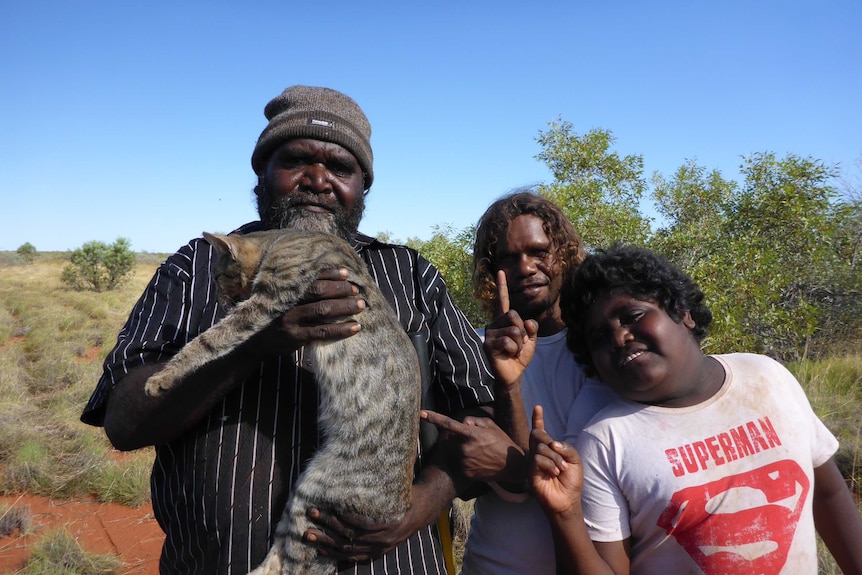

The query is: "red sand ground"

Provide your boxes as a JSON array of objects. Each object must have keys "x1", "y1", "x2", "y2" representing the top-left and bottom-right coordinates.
[{"x1": 0, "y1": 493, "x2": 162, "y2": 574}]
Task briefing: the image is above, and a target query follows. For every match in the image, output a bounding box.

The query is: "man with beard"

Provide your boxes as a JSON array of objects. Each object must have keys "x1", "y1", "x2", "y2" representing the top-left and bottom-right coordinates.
[
  {"x1": 422, "y1": 191, "x2": 616, "y2": 574},
  {"x1": 81, "y1": 86, "x2": 495, "y2": 574}
]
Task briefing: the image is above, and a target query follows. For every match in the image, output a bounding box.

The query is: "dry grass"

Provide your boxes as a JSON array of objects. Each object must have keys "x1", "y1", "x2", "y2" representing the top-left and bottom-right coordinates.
[
  {"x1": 0, "y1": 503, "x2": 32, "y2": 537},
  {"x1": 450, "y1": 498, "x2": 474, "y2": 573},
  {"x1": 789, "y1": 354, "x2": 862, "y2": 494},
  {"x1": 20, "y1": 528, "x2": 125, "y2": 575},
  {"x1": 0, "y1": 253, "x2": 159, "y2": 506},
  {"x1": 788, "y1": 354, "x2": 862, "y2": 574}
]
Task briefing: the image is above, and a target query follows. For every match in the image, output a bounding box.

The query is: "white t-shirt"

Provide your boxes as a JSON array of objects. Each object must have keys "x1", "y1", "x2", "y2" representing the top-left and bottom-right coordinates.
[
  {"x1": 461, "y1": 329, "x2": 616, "y2": 575},
  {"x1": 577, "y1": 353, "x2": 839, "y2": 575}
]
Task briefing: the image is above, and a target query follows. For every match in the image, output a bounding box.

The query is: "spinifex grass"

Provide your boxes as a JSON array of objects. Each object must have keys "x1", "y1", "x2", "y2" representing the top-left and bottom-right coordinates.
[{"x1": 21, "y1": 528, "x2": 125, "y2": 575}]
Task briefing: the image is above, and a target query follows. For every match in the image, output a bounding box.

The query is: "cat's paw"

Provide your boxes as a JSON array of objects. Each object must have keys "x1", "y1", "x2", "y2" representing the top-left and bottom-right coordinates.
[
  {"x1": 144, "y1": 376, "x2": 166, "y2": 397},
  {"x1": 247, "y1": 547, "x2": 282, "y2": 574}
]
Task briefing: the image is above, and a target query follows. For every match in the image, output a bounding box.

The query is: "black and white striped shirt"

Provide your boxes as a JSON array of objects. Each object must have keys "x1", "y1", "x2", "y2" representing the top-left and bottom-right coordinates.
[{"x1": 81, "y1": 223, "x2": 495, "y2": 574}]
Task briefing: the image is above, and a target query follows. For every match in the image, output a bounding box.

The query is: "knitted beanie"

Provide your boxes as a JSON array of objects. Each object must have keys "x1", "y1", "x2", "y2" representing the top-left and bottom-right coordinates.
[{"x1": 251, "y1": 86, "x2": 373, "y2": 188}]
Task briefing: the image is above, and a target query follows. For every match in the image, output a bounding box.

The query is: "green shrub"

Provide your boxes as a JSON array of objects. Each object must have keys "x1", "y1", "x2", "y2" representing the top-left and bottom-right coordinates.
[
  {"x1": 60, "y1": 239, "x2": 135, "y2": 292},
  {"x1": 16, "y1": 242, "x2": 37, "y2": 264}
]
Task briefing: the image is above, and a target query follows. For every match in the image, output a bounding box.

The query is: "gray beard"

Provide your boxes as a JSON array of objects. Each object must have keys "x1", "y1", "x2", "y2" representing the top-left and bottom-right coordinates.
[{"x1": 257, "y1": 193, "x2": 365, "y2": 243}]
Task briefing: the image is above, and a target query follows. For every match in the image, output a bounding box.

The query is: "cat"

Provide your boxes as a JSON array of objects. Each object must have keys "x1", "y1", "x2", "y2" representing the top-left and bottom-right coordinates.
[{"x1": 144, "y1": 229, "x2": 421, "y2": 575}]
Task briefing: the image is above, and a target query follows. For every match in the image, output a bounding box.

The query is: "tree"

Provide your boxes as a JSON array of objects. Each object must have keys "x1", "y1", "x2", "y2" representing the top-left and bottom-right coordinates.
[
  {"x1": 16, "y1": 242, "x2": 37, "y2": 264},
  {"x1": 535, "y1": 120, "x2": 651, "y2": 248},
  {"x1": 721, "y1": 153, "x2": 848, "y2": 358},
  {"x1": 650, "y1": 160, "x2": 737, "y2": 271},
  {"x1": 412, "y1": 225, "x2": 483, "y2": 326},
  {"x1": 648, "y1": 152, "x2": 860, "y2": 359},
  {"x1": 61, "y1": 238, "x2": 136, "y2": 292},
  {"x1": 648, "y1": 161, "x2": 741, "y2": 354},
  {"x1": 837, "y1": 154, "x2": 862, "y2": 267},
  {"x1": 529, "y1": 115, "x2": 862, "y2": 358}
]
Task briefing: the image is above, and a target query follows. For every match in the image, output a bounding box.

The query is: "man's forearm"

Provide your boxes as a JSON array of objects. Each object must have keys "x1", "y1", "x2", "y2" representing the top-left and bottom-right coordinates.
[
  {"x1": 413, "y1": 462, "x2": 458, "y2": 520},
  {"x1": 494, "y1": 378, "x2": 530, "y2": 451},
  {"x1": 104, "y1": 347, "x2": 259, "y2": 450}
]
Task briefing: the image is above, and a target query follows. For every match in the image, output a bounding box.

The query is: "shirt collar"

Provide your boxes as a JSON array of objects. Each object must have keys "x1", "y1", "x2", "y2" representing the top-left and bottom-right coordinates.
[{"x1": 233, "y1": 221, "x2": 377, "y2": 253}]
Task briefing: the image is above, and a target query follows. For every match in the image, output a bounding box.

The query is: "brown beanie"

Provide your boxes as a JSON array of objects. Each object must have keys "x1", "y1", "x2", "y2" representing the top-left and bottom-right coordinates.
[{"x1": 251, "y1": 86, "x2": 373, "y2": 188}]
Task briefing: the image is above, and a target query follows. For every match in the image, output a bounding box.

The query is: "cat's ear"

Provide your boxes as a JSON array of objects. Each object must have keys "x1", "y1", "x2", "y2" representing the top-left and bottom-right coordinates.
[{"x1": 202, "y1": 232, "x2": 234, "y2": 258}]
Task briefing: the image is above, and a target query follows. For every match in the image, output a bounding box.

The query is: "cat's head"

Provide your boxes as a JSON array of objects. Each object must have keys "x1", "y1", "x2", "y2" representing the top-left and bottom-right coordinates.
[{"x1": 202, "y1": 232, "x2": 265, "y2": 306}]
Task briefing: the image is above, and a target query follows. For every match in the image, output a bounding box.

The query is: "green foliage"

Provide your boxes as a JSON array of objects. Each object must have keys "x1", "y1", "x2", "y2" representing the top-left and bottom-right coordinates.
[
  {"x1": 535, "y1": 120, "x2": 651, "y2": 248},
  {"x1": 530, "y1": 119, "x2": 861, "y2": 360},
  {"x1": 649, "y1": 152, "x2": 861, "y2": 360},
  {"x1": 649, "y1": 160, "x2": 737, "y2": 271},
  {"x1": 61, "y1": 238, "x2": 136, "y2": 292},
  {"x1": 411, "y1": 225, "x2": 484, "y2": 326},
  {"x1": 394, "y1": 128, "x2": 861, "y2": 362},
  {"x1": 17, "y1": 242, "x2": 38, "y2": 264}
]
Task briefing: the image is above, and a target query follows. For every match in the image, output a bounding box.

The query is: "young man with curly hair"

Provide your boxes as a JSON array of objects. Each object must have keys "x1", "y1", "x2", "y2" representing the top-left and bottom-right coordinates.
[{"x1": 424, "y1": 190, "x2": 615, "y2": 574}]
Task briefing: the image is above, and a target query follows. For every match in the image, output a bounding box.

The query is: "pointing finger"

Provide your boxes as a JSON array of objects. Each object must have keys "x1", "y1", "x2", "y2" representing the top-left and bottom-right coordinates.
[
  {"x1": 420, "y1": 410, "x2": 473, "y2": 437},
  {"x1": 530, "y1": 405, "x2": 554, "y2": 449},
  {"x1": 532, "y1": 405, "x2": 545, "y2": 433},
  {"x1": 495, "y1": 270, "x2": 510, "y2": 317}
]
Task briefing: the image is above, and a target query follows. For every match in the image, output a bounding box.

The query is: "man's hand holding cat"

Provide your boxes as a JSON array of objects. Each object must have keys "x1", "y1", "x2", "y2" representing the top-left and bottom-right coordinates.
[
  {"x1": 303, "y1": 479, "x2": 442, "y2": 563},
  {"x1": 243, "y1": 268, "x2": 366, "y2": 357}
]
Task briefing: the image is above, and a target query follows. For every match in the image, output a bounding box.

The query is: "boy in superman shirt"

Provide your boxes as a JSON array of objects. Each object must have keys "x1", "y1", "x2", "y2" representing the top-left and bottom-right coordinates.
[{"x1": 527, "y1": 244, "x2": 862, "y2": 574}]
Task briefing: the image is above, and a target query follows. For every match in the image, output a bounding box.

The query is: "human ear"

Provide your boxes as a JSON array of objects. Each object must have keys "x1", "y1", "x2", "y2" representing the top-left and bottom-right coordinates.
[{"x1": 682, "y1": 310, "x2": 696, "y2": 331}]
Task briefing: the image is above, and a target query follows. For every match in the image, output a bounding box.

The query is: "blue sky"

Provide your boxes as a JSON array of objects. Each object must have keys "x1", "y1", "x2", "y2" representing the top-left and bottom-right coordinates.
[{"x1": 2, "y1": 1, "x2": 860, "y2": 253}]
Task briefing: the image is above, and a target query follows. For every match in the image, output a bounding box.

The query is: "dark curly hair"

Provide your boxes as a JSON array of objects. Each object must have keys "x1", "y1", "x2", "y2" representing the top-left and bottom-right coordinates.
[
  {"x1": 472, "y1": 189, "x2": 585, "y2": 318},
  {"x1": 561, "y1": 244, "x2": 712, "y2": 375}
]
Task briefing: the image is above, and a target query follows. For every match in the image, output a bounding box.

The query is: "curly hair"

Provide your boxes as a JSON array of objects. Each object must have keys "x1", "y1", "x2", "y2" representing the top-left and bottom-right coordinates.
[
  {"x1": 561, "y1": 244, "x2": 713, "y2": 375},
  {"x1": 472, "y1": 189, "x2": 585, "y2": 318}
]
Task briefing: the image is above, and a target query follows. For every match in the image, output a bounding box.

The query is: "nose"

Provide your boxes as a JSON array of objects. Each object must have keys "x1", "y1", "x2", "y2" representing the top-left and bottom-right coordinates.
[
  {"x1": 302, "y1": 163, "x2": 332, "y2": 193},
  {"x1": 515, "y1": 254, "x2": 538, "y2": 276},
  {"x1": 612, "y1": 325, "x2": 633, "y2": 348}
]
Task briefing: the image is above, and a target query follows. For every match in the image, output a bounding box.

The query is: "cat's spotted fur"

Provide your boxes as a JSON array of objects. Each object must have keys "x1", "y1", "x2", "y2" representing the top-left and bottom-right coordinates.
[{"x1": 144, "y1": 229, "x2": 420, "y2": 575}]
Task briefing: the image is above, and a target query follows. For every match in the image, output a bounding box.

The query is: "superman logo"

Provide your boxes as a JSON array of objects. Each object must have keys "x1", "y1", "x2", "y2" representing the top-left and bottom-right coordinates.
[{"x1": 656, "y1": 460, "x2": 809, "y2": 574}]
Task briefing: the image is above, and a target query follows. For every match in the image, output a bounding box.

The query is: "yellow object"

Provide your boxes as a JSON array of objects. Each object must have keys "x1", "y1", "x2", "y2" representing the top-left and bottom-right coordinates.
[{"x1": 438, "y1": 510, "x2": 456, "y2": 574}]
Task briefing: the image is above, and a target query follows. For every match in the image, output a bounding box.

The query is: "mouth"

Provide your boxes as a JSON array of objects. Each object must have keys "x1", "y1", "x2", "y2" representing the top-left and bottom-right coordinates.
[
  {"x1": 294, "y1": 202, "x2": 333, "y2": 214},
  {"x1": 515, "y1": 282, "x2": 547, "y2": 296},
  {"x1": 621, "y1": 350, "x2": 646, "y2": 367},
  {"x1": 286, "y1": 194, "x2": 335, "y2": 211}
]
